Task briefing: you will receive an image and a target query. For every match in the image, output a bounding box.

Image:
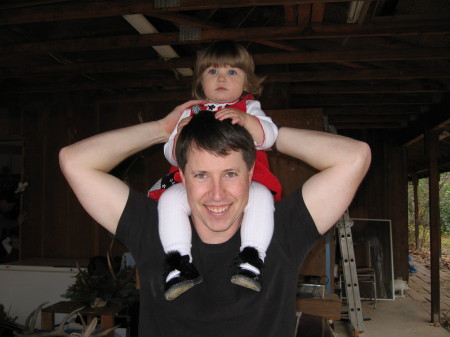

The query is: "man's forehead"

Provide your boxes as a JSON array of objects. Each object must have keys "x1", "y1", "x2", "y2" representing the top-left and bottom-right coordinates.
[{"x1": 186, "y1": 146, "x2": 245, "y2": 166}]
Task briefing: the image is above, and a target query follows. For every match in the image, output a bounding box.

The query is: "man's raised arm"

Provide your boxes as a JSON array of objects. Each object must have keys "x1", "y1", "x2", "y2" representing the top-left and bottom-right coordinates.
[
  {"x1": 59, "y1": 100, "x2": 203, "y2": 234},
  {"x1": 275, "y1": 127, "x2": 371, "y2": 235}
]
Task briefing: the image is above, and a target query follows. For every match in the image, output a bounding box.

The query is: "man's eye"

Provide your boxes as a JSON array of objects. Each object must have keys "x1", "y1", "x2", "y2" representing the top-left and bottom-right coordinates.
[
  {"x1": 195, "y1": 173, "x2": 207, "y2": 179},
  {"x1": 225, "y1": 172, "x2": 237, "y2": 178}
]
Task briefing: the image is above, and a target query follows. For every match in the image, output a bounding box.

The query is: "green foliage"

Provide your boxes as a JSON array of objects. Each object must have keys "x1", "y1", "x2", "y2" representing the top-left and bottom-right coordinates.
[
  {"x1": 408, "y1": 172, "x2": 450, "y2": 249},
  {"x1": 0, "y1": 304, "x2": 17, "y2": 324},
  {"x1": 63, "y1": 267, "x2": 139, "y2": 307}
]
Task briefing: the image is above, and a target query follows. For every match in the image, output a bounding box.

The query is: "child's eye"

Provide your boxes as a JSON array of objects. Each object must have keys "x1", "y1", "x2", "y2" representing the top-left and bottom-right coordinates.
[
  {"x1": 207, "y1": 69, "x2": 218, "y2": 75},
  {"x1": 227, "y1": 70, "x2": 238, "y2": 75}
]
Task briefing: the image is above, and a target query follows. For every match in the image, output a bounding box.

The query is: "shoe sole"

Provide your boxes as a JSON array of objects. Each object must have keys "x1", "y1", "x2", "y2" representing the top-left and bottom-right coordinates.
[
  {"x1": 231, "y1": 275, "x2": 261, "y2": 292},
  {"x1": 165, "y1": 277, "x2": 202, "y2": 300}
]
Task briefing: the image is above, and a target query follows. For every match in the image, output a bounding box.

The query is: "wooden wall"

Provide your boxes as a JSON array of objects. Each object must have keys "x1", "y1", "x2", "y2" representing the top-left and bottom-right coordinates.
[
  {"x1": 0, "y1": 91, "x2": 409, "y2": 281},
  {"x1": 342, "y1": 129, "x2": 409, "y2": 281}
]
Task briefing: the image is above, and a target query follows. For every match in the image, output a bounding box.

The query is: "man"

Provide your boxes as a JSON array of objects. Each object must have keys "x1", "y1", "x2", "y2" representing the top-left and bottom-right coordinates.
[{"x1": 59, "y1": 101, "x2": 371, "y2": 337}]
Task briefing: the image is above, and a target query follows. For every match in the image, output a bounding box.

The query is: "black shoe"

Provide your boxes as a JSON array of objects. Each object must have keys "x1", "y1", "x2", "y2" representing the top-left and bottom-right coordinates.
[
  {"x1": 164, "y1": 252, "x2": 202, "y2": 300},
  {"x1": 231, "y1": 247, "x2": 263, "y2": 292}
]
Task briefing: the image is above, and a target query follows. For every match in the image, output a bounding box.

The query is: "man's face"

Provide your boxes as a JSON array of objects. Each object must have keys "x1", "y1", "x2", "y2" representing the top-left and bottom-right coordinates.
[{"x1": 180, "y1": 146, "x2": 254, "y2": 244}]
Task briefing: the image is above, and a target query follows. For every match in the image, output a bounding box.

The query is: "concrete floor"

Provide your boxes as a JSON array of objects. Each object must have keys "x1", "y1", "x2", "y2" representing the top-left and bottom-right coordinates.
[
  {"x1": 333, "y1": 297, "x2": 449, "y2": 337},
  {"x1": 332, "y1": 259, "x2": 450, "y2": 337}
]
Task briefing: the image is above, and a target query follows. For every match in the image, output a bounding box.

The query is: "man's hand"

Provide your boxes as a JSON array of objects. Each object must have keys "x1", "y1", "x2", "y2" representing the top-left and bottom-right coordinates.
[{"x1": 159, "y1": 100, "x2": 206, "y2": 137}]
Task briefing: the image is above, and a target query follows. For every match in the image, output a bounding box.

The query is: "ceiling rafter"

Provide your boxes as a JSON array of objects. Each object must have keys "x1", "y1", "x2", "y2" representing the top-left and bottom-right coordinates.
[
  {"x1": 0, "y1": 0, "x2": 352, "y2": 25},
  {"x1": 3, "y1": 48, "x2": 449, "y2": 78},
  {"x1": 2, "y1": 20, "x2": 448, "y2": 56},
  {"x1": 0, "y1": 0, "x2": 449, "y2": 176}
]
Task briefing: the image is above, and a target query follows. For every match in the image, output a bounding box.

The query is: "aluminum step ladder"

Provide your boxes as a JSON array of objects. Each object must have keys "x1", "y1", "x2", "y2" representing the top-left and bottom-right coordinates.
[{"x1": 336, "y1": 211, "x2": 365, "y2": 335}]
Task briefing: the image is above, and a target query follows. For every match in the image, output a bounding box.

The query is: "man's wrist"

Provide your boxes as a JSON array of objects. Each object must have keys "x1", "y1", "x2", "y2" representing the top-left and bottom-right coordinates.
[{"x1": 272, "y1": 125, "x2": 282, "y2": 152}]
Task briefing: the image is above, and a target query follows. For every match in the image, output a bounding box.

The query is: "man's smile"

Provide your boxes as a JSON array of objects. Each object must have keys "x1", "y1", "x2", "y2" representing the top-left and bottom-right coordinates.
[{"x1": 205, "y1": 204, "x2": 231, "y2": 214}]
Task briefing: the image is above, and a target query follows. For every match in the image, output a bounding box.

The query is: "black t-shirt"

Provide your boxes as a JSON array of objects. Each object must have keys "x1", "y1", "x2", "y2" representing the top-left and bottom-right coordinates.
[{"x1": 116, "y1": 188, "x2": 321, "y2": 337}]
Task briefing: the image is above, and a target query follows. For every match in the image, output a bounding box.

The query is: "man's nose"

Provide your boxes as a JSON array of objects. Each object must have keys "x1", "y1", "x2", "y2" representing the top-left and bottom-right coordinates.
[{"x1": 210, "y1": 179, "x2": 225, "y2": 200}]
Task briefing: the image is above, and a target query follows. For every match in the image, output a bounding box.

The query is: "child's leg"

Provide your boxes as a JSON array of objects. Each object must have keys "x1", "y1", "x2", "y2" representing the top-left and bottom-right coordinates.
[
  {"x1": 241, "y1": 181, "x2": 274, "y2": 260},
  {"x1": 158, "y1": 183, "x2": 192, "y2": 259},
  {"x1": 158, "y1": 183, "x2": 202, "y2": 300},
  {"x1": 232, "y1": 181, "x2": 274, "y2": 292}
]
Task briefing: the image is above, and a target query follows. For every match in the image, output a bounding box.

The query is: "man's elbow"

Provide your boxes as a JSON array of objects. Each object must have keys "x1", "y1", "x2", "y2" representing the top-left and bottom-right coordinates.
[
  {"x1": 355, "y1": 141, "x2": 372, "y2": 177},
  {"x1": 59, "y1": 146, "x2": 76, "y2": 177}
]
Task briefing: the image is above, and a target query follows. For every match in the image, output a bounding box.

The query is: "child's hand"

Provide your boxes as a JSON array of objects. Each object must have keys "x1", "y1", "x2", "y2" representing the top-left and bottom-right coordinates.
[
  {"x1": 215, "y1": 108, "x2": 249, "y2": 127},
  {"x1": 216, "y1": 108, "x2": 264, "y2": 146}
]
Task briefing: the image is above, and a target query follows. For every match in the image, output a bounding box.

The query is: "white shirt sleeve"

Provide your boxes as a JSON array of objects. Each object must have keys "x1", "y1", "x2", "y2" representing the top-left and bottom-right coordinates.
[
  {"x1": 246, "y1": 99, "x2": 278, "y2": 150},
  {"x1": 163, "y1": 108, "x2": 191, "y2": 167}
]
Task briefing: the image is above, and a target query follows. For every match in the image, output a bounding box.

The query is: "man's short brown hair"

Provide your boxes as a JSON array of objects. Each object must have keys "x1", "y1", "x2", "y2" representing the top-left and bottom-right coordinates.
[{"x1": 175, "y1": 110, "x2": 256, "y2": 172}]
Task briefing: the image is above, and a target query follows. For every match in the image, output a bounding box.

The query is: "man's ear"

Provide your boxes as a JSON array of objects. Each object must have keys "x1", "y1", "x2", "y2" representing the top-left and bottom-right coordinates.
[
  {"x1": 179, "y1": 169, "x2": 186, "y2": 187},
  {"x1": 248, "y1": 163, "x2": 255, "y2": 184}
]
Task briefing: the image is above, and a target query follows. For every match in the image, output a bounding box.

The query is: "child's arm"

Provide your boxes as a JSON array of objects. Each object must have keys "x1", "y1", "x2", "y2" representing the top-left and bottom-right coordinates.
[
  {"x1": 163, "y1": 110, "x2": 193, "y2": 166},
  {"x1": 215, "y1": 100, "x2": 277, "y2": 149}
]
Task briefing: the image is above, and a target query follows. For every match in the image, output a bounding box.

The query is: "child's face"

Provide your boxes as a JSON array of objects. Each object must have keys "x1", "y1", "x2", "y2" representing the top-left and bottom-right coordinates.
[{"x1": 201, "y1": 65, "x2": 247, "y2": 103}]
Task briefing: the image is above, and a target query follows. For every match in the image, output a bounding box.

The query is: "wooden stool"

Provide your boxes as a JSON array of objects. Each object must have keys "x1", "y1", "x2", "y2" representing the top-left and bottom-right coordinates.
[{"x1": 41, "y1": 301, "x2": 127, "y2": 337}]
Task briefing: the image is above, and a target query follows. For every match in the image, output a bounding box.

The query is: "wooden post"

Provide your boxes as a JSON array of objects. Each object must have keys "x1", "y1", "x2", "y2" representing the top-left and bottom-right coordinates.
[
  {"x1": 412, "y1": 174, "x2": 420, "y2": 250},
  {"x1": 424, "y1": 127, "x2": 441, "y2": 324}
]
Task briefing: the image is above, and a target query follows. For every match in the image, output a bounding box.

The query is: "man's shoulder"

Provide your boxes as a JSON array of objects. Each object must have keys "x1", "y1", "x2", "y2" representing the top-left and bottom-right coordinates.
[{"x1": 117, "y1": 189, "x2": 158, "y2": 235}]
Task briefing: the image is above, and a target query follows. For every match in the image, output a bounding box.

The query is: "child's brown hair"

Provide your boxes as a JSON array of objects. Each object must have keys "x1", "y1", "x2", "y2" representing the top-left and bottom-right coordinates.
[{"x1": 192, "y1": 41, "x2": 264, "y2": 99}]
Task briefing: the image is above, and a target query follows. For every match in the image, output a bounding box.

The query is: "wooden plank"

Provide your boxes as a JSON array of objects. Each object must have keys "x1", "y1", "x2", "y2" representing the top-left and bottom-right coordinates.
[
  {"x1": 425, "y1": 127, "x2": 441, "y2": 323},
  {"x1": 7, "y1": 68, "x2": 450, "y2": 94},
  {"x1": 407, "y1": 259, "x2": 450, "y2": 323},
  {"x1": 297, "y1": 4, "x2": 312, "y2": 25},
  {"x1": 0, "y1": 0, "x2": 352, "y2": 25},
  {"x1": 284, "y1": 5, "x2": 298, "y2": 26},
  {"x1": 311, "y1": 3, "x2": 325, "y2": 23},
  {"x1": 3, "y1": 48, "x2": 450, "y2": 79},
  {"x1": 3, "y1": 21, "x2": 450, "y2": 56},
  {"x1": 296, "y1": 293, "x2": 341, "y2": 320}
]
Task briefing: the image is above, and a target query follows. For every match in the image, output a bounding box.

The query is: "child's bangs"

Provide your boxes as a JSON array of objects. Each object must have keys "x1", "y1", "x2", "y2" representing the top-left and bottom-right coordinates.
[{"x1": 200, "y1": 49, "x2": 249, "y2": 72}]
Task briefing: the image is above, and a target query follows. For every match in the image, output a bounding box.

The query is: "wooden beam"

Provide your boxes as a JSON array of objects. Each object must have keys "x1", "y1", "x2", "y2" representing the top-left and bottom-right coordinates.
[
  {"x1": 424, "y1": 127, "x2": 441, "y2": 323},
  {"x1": 3, "y1": 21, "x2": 450, "y2": 55},
  {"x1": 328, "y1": 114, "x2": 410, "y2": 123},
  {"x1": 333, "y1": 122, "x2": 406, "y2": 129},
  {"x1": 288, "y1": 81, "x2": 450, "y2": 94},
  {"x1": 412, "y1": 174, "x2": 420, "y2": 250},
  {"x1": 298, "y1": 4, "x2": 312, "y2": 25},
  {"x1": 324, "y1": 106, "x2": 423, "y2": 115},
  {"x1": 0, "y1": 0, "x2": 352, "y2": 25},
  {"x1": 3, "y1": 68, "x2": 450, "y2": 93},
  {"x1": 284, "y1": 5, "x2": 298, "y2": 26},
  {"x1": 289, "y1": 94, "x2": 436, "y2": 106},
  {"x1": 95, "y1": 89, "x2": 191, "y2": 103},
  {"x1": 265, "y1": 68, "x2": 450, "y2": 82},
  {"x1": 2, "y1": 49, "x2": 450, "y2": 79},
  {"x1": 311, "y1": 3, "x2": 325, "y2": 23},
  {"x1": 252, "y1": 48, "x2": 450, "y2": 64}
]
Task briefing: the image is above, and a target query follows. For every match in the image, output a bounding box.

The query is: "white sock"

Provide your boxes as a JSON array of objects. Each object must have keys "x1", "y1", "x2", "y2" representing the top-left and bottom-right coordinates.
[
  {"x1": 240, "y1": 182, "x2": 274, "y2": 261},
  {"x1": 158, "y1": 184, "x2": 192, "y2": 260}
]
